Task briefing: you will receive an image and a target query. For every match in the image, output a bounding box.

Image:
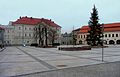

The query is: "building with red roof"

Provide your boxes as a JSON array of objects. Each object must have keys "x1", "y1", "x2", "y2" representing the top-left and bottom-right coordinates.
[
  {"x1": 4, "y1": 16, "x2": 61, "y2": 46},
  {"x1": 76, "y1": 22, "x2": 120, "y2": 45},
  {"x1": 12, "y1": 16, "x2": 61, "y2": 29}
]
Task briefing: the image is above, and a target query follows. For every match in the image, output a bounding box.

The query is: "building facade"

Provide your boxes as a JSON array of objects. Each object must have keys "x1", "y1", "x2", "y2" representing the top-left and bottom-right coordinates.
[
  {"x1": 0, "y1": 25, "x2": 5, "y2": 46},
  {"x1": 76, "y1": 23, "x2": 120, "y2": 45},
  {"x1": 4, "y1": 25, "x2": 15, "y2": 46},
  {"x1": 3, "y1": 16, "x2": 61, "y2": 46},
  {"x1": 61, "y1": 32, "x2": 73, "y2": 45}
]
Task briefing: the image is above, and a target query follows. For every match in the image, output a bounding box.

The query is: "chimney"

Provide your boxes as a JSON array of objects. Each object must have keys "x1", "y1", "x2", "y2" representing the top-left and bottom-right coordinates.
[
  {"x1": 30, "y1": 17, "x2": 33, "y2": 19},
  {"x1": 20, "y1": 16, "x2": 21, "y2": 19}
]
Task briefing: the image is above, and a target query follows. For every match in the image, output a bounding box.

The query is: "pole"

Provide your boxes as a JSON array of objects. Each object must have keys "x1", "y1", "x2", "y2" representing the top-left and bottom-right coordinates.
[
  {"x1": 73, "y1": 26, "x2": 74, "y2": 47},
  {"x1": 22, "y1": 25, "x2": 25, "y2": 46},
  {"x1": 22, "y1": 25, "x2": 24, "y2": 46},
  {"x1": 102, "y1": 23, "x2": 104, "y2": 61}
]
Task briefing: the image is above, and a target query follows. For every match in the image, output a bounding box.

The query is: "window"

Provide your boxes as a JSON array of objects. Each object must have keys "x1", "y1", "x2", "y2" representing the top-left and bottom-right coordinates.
[
  {"x1": 109, "y1": 34, "x2": 111, "y2": 37},
  {"x1": 116, "y1": 34, "x2": 118, "y2": 37},
  {"x1": 29, "y1": 34, "x2": 31, "y2": 37},
  {"x1": 81, "y1": 35, "x2": 82, "y2": 38},
  {"x1": 105, "y1": 34, "x2": 107, "y2": 37},
  {"x1": 34, "y1": 28, "x2": 36, "y2": 30},
  {"x1": 19, "y1": 27, "x2": 21, "y2": 30},
  {"x1": 84, "y1": 35, "x2": 85, "y2": 38},
  {"x1": 112, "y1": 34, "x2": 114, "y2": 37},
  {"x1": 7, "y1": 41, "x2": 9, "y2": 44},
  {"x1": 25, "y1": 27, "x2": 27, "y2": 30},
  {"x1": 103, "y1": 35, "x2": 104, "y2": 37},
  {"x1": 33, "y1": 28, "x2": 35, "y2": 30},
  {"x1": 29, "y1": 28, "x2": 31, "y2": 30},
  {"x1": 25, "y1": 34, "x2": 27, "y2": 37}
]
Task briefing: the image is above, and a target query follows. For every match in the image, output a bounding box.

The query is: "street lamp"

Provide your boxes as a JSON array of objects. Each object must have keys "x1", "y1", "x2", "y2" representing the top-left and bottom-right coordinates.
[
  {"x1": 72, "y1": 26, "x2": 75, "y2": 47},
  {"x1": 101, "y1": 23, "x2": 104, "y2": 61},
  {"x1": 22, "y1": 25, "x2": 26, "y2": 47}
]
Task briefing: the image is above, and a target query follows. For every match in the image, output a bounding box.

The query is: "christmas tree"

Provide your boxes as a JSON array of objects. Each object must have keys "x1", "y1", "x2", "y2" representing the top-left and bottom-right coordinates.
[{"x1": 86, "y1": 5, "x2": 103, "y2": 46}]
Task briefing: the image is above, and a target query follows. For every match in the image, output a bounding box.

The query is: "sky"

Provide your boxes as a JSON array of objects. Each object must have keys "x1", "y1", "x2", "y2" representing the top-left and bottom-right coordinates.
[{"x1": 0, "y1": 0, "x2": 120, "y2": 33}]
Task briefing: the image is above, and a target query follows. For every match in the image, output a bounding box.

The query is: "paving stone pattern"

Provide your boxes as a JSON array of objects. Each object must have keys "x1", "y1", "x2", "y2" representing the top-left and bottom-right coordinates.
[
  {"x1": 11, "y1": 61, "x2": 120, "y2": 77},
  {"x1": 0, "y1": 45, "x2": 120, "y2": 77}
]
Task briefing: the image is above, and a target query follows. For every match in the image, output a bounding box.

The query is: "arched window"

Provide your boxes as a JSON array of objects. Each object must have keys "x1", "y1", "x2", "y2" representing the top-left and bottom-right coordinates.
[
  {"x1": 109, "y1": 40, "x2": 115, "y2": 44},
  {"x1": 116, "y1": 40, "x2": 120, "y2": 44}
]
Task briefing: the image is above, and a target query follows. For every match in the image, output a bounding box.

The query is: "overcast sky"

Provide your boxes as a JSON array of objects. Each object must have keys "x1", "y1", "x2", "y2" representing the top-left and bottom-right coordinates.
[{"x1": 0, "y1": 0, "x2": 120, "y2": 33}]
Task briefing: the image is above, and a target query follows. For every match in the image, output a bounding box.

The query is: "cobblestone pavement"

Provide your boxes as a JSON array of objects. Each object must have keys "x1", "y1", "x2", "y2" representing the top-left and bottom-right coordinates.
[{"x1": 0, "y1": 45, "x2": 120, "y2": 77}]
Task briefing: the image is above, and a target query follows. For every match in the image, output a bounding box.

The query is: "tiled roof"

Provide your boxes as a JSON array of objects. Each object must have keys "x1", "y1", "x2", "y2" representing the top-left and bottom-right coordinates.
[
  {"x1": 104, "y1": 23, "x2": 120, "y2": 28},
  {"x1": 12, "y1": 16, "x2": 61, "y2": 28},
  {"x1": 80, "y1": 23, "x2": 120, "y2": 33},
  {"x1": 0, "y1": 26, "x2": 5, "y2": 30}
]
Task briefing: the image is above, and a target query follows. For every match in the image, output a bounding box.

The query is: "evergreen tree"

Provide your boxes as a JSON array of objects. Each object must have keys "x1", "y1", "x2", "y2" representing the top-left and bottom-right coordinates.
[{"x1": 86, "y1": 5, "x2": 103, "y2": 46}]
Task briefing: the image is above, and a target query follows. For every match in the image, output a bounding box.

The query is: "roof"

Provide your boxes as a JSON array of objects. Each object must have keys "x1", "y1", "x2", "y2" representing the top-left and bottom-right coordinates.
[
  {"x1": 80, "y1": 22, "x2": 120, "y2": 33},
  {"x1": 73, "y1": 28, "x2": 80, "y2": 32},
  {"x1": 0, "y1": 26, "x2": 5, "y2": 30},
  {"x1": 12, "y1": 16, "x2": 61, "y2": 28}
]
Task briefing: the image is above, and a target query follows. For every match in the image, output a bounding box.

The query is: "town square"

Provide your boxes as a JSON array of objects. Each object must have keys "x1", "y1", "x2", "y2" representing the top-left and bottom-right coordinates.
[{"x1": 0, "y1": 0, "x2": 120, "y2": 77}]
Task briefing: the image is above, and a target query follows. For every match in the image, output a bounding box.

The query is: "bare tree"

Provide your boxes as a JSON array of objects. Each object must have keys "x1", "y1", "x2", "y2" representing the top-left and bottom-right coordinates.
[
  {"x1": 44, "y1": 27, "x2": 48, "y2": 46},
  {"x1": 34, "y1": 24, "x2": 58, "y2": 47},
  {"x1": 34, "y1": 24, "x2": 44, "y2": 46},
  {"x1": 48, "y1": 28, "x2": 58, "y2": 45}
]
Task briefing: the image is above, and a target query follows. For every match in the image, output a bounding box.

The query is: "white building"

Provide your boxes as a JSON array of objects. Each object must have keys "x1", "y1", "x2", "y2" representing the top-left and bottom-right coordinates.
[
  {"x1": 61, "y1": 32, "x2": 73, "y2": 45},
  {"x1": 4, "y1": 25, "x2": 15, "y2": 45},
  {"x1": 4, "y1": 16, "x2": 61, "y2": 46},
  {"x1": 76, "y1": 22, "x2": 120, "y2": 45},
  {"x1": 0, "y1": 25, "x2": 5, "y2": 46}
]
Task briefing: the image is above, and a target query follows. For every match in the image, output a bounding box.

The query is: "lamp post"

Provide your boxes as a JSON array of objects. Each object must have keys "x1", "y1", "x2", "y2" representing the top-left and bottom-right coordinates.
[
  {"x1": 73, "y1": 26, "x2": 75, "y2": 47},
  {"x1": 22, "y1": 25, "x2": 25, "y2": 47},
  {"x1": 101, "y1": 23, "x2": 104, "y2": 61}
]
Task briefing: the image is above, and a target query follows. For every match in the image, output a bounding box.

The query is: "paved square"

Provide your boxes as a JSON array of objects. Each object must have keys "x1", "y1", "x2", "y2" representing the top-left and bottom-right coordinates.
[{"x1": 0, "y1": 45, "x2": 120, "y2": 76}]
